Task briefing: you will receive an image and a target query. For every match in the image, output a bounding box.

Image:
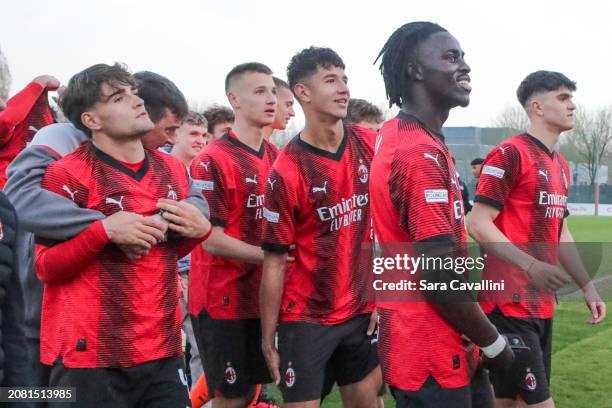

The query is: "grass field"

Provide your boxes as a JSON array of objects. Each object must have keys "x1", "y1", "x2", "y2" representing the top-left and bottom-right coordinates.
[{"x1": 269, "y1": 216, "x2": 612, "y2": 407}]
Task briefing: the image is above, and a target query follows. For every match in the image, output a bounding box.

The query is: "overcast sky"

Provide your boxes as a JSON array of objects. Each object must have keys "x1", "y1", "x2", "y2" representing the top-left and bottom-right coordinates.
[{"x1": 2, "y1": 0, "x2": 611, "y2": 128}]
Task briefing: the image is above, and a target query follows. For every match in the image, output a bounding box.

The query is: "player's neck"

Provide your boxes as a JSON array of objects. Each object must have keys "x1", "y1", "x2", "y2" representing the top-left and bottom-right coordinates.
[
  {"x1": 91, "y1": 132, "x2": 145, "y2": 163},
  {"x1": 400, "y1": 103, "x2": 449, "y2": 135},
  {"x1": 231, "y1": 118, "x2": 264, "y2": 151},
  {"x1": 301, "y1": 115, "x2": 344, "y2": 152},
  {"x1": 526, "y1": 122, "x2": 560, "y2": 152},
  {"x1": 262, "y1": 126, "x2": 274, "y2": 142}
]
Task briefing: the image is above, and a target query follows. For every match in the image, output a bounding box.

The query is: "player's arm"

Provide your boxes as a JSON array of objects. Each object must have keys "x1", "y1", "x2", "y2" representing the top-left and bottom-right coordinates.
[
  {"x1": 35, "y1": 220, "x2": 109, "y2": 284},
  {"x1": 416, "y1": 238, "x2": 514, "y2": 364},
  {"x1": 394, "y1": 148, "x2": 513, "y2": 364},
  {"x1": 190, "y1": 154, "x2": 264, "y2": 264},
  {"x1": 260, "y1": 250, "x2": 288, "y2": 384},
  {"x1": 559, "y1": 222, "x2": 606, "y2": 324},
  {"x1": 259, "y1": 167, "x2": 295, "y2": 382},
  {"x1": 4, "y1": 125, "x2": 165, "y2": 245},
  {"x1": 4, "y1": 144, "x2": 104, "y2": 241},
  {"x1": 469, "y1": 203, "x2": 569, "y2": 292},
  {"x1": 467, "y1": 144, "x2": 569, "y2": 292},
  {"x1": 203, "y1": 227, "x2": 264, "y2": 264},
  {"x1": 183, "y1": 177, "x2": 210, "y2": 219},
  {"x1": 0, "y1": 76, "x2": 59, "y2": 141}
]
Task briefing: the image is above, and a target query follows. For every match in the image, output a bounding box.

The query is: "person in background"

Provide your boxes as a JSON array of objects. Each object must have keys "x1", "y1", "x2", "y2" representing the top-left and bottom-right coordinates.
[
  {"x1": 346, "y1": 98, "x2": 384, "y2": 132},
  {"x1": 203, "y1": 104, "x2": 234, "y2": 141}
]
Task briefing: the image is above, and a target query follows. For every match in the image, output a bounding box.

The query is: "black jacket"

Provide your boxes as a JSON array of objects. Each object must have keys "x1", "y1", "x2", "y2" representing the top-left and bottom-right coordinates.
[
  {"x1": 0, "y1": 192, "x2": 27, "y2": 385},
  {"x1": 459, "y1": 178, "x2": 473, "y2": 214}
]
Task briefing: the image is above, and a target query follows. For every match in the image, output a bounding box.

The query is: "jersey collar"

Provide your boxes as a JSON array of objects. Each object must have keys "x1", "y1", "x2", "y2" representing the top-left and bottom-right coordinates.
[
  {"x1": 397, "y1": 111, "x2": 446, "y2": 143},
  {"x1": 295, "y1": 123, "x2": 349, "y2": 162},
  {"x1": 92, "y1": 144, "x2": 150, "y2": 181},
  {"x1": 223, "y1": 131, "x2": 266, "y2": 159},
  {"x1": 525, "y1": 133, "x2": 555, "y2": 159}
]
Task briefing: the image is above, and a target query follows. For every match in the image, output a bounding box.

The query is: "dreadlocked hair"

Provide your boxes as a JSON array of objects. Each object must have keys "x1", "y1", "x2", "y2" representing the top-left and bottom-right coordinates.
[{"x1": 375, "y1": 22, "x2": 447, "y2": 108}]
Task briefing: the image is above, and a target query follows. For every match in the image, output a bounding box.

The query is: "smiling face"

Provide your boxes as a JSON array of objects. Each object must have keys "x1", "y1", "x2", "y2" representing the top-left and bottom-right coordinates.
[
  {"x1": 83, "y1": 82, "x2": 154, "y2": 140},
  {"x1": 296, "y1": 65, "x2": 349, "y2": 120},
  {"x1": 173, "y1": 122, "x2": 208, "y2": 163},
  {"x1": 414, "y1": 31, "x2": 471, "y2": 109},
  {"x1": 228, "y1": 71, "x2": 277, "y2": 128}
]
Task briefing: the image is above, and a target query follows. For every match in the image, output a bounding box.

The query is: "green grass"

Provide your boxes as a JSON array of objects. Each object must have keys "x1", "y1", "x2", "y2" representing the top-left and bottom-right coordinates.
[{"x1": 269, "y1": 216, "x2": 612, "y2": 407}]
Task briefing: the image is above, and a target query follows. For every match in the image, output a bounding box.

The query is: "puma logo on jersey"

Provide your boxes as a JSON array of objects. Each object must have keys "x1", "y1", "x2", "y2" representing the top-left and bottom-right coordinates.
[
  {"x1": 245, "y1": 175, "x2": 258, "y2": 184},
  {"x1": 267, "y1": 178, "x2": 276, "y2": 190},
  {"x1": 105, "y1": 196, "x2": 124, "y2": 211},
  {"x1": 199, "y1": 161, "x2": 210, "y2": 171},
  {"x1": 423, "y1": 153, "x2": 440, "y2": 166},
  {"x1": 538, "y1": 169, "x2": 549, "y2": 182},
  {"x1": 62, "y1": 185, "x2": 78, "y2": 201},
  {"x1": 312, "y1": 181, "x2": 328, "y2": 194},
  {"x1": 498, "y1": 145, "x2": 509, "y2": 154}
]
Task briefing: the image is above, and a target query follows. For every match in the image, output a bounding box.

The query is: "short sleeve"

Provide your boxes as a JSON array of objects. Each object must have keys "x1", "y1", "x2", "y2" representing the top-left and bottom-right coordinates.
[
  {"x1": 474, "y1": 143, "x2": 522, "y2": 210},
  {"x1": 389, "y1": 145, "x2": 454, "y2": 242},
  {"x1": 191, "y1": 153, "x2": 230, "y2": 227}
]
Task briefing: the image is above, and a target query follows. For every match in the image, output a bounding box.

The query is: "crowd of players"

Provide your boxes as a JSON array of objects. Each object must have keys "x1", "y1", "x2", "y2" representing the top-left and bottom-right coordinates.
[{"x1": 0, "y1": 20, "x2": 607, "y2": 408}]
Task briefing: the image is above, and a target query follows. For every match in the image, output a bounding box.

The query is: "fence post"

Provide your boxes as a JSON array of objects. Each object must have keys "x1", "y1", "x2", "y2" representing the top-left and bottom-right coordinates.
[{"x1": 594, "y1": 183, "x2": 600, "y2": 216}]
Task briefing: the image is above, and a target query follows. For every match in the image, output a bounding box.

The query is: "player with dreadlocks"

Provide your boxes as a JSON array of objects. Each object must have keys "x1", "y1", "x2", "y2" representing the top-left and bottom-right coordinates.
[{"x1": 369, "y1": 21, "x2": 515, "y2": 407}]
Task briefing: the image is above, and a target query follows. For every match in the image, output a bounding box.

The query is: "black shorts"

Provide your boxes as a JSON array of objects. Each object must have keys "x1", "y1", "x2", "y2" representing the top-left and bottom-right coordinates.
[
  {"x1": 195, "y1": 309, "x2": 271, "y2": 398},
  {"x1": 391, "y1": 376, "x2": 471, "y2": 408},
  {"x1": 487, "y1": 308, "x2": 553, "y2": 405},
  {"x1": 278, "y1": 314, "x2": 379, "y2": 403},
  {"x1": 47, "y1": 356, "x2": 189, "y2": 408}
]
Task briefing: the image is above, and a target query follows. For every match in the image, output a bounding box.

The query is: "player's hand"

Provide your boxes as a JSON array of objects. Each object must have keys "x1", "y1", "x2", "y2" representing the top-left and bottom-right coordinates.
[
  {"x1": 51, "y1": 85, "x2": 67, "y2": 106},
  {"x1": 157, "y1": 199, "x2": 211, "y2": 238},
  {"x1": 146, "y1": 213, "x2": 170, "y2": 242},
  {"x1": 117, "y1": 244, "x2": 150, "y2": 261},
  {"x1": 33, "y1": 75, "x2": 60, "y2": 91},
  {"x1": 367, "y1": 308, "x2": 378, "y2": 336},
  {"x1": 262, "y1": 342, "x2": 281, "y2": 385},
  {"x1": 526, "y1": 260, "x2": 570, "y2": 293},
  {"x1": 583, "y1": 285, "x2": 606, "y2": 324},
  {"x1": 102, "y1": 211, "x2": 167, "y2": 247},
  {"x1": 482, "y1": 342, "x2": 515, "y2": 371}
]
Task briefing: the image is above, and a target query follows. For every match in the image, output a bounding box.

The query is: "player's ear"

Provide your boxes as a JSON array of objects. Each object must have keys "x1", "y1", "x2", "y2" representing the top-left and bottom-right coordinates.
[
  {"x1": 530, "y1": 98, "x2": 544, "y2": 117},
  {"x1": 81, "y1": 111, "x2": 102, "y2": 132},
  {"x1": 293, "y1": 82, "x2": 311, "y2": 104},
  {"x1": 406, "y1": 62, "x2": 424, "y2": 81},
  {"x1": 227, "y1": 91, "x2": 239, "y2": 110}
]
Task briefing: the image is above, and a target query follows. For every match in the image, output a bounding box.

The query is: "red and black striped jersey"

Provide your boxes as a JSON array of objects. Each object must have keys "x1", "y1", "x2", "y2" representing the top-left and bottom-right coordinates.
[
  {"x1": 475, "y1": 133, "x2": 571, "y2": 319},
  {"x1": 189, "y1": 131, "x2": 278, "y2": 319},
  {"x1": 38, "y1": 143, "x2": 193, "y2": 368},
  {"x1": 370, "y1": 113, "x2": 474, "y2": 391},
  {"x1": 262, "y1": 124, "x2": 375, "y2": 325}
]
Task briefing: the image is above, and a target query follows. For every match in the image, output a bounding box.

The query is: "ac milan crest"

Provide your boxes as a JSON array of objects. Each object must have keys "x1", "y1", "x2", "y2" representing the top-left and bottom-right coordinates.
[
  {"x1": 285, "y1": 363, "x2": 296, "y2": 388},
  {"x1": 358, "y1": 161, "x2": 369, "y2": 184},
  {"x1": 224, "y1": 363, "x2": 237, "y2": 385},
  {"x1": 525, "y1": 372, "x2": 537, "y2": 391}
]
